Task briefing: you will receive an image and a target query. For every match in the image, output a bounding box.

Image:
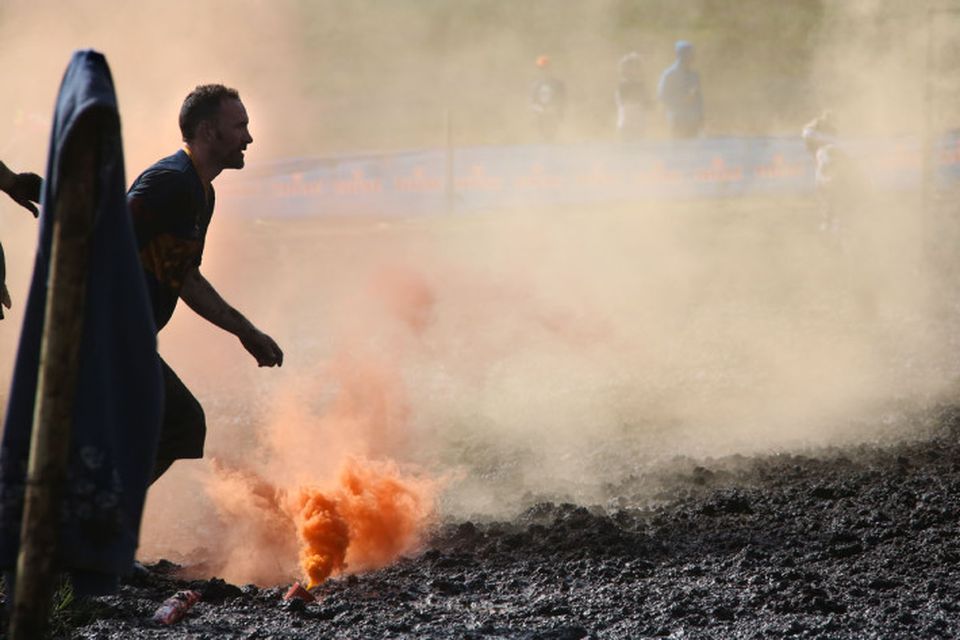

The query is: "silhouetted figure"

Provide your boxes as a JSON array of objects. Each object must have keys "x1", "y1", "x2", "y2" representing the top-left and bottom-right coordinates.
[
  {"x1": 802, "y1": 110, "x2": 860, "y2": 236},
  {"x1": 616, "y1": 52, "x2": 651, "y2": 142},
  {"x1": 530, "y1": 55, "x2": 566, "y2": 142},
  {"x1": 127, "y1": 84, "x2": 283, "y2": 483},
  {"x1": 657, "y1": 41, "x2": 703, "y2": 139}
]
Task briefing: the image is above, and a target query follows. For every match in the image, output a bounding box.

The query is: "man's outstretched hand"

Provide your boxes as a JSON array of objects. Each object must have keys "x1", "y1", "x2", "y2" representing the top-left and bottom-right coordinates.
[
  {"x1": 240, "y1": 328, "x2": 284, "y2": 367},
  {"x1": 1, "y1": 170, "x2": 42, "y2": 217},
  {"x1": 179, "y1": 268, "x2": 284, "y2": 367}
]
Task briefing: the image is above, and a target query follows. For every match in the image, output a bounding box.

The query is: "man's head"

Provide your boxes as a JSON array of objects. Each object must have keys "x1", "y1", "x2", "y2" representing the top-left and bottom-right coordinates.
[
  {"x1": 179, "y1": 84, "x2": 252, "y2": 170},
  {"x1": 675, "y1": 41, "x2": 695, "y2": 68},
  {"x1": 619, "y1": 52, "x2": 643, "y2": 80}
]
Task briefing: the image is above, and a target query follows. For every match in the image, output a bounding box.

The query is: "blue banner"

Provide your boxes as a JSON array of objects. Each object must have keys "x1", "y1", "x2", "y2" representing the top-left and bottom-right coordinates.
[{"x1": 216, "y1": 134, "x2": 960, "y2": 218}]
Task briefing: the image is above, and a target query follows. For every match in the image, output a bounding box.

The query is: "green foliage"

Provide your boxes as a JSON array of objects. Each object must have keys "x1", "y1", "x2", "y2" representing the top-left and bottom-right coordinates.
[
  {"x1": 0, "y1": 575, "x2": 113, "y2": 639},
  {"x1": 249, "y1": 1, "x2": 954, "y2": 153},
  {"x1": 45, "y1": 577, "x2": 110, "y2": 640},
  {"x1": 284, "y1": 0, "x2": 837, "y2": 152}
]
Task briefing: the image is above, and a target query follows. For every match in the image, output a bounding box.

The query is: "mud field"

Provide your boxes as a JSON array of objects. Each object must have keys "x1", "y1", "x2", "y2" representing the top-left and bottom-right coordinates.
[
  {"x1": 5, "y1": 196, "x2": 960, "y2": 639},
  {"x1": 13, "y1": 406, "x2": 947, "y2": 639}
]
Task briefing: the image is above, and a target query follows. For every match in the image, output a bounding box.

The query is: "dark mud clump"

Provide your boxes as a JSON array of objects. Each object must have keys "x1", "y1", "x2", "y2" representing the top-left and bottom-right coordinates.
[{"x1": 42, "y1": 409, "x2": 960, "y2": 638}]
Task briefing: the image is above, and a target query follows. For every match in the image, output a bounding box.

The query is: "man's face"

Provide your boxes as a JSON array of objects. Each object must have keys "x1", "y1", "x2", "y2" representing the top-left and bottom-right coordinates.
[{"x1": 213, "y1": 98, "x2": 253, "y2": 169}]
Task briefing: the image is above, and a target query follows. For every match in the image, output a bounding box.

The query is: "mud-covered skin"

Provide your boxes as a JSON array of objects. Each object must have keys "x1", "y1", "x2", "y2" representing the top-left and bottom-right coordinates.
[{"x1": 52, "y1": 411, "x2": 960, "y2": 639}]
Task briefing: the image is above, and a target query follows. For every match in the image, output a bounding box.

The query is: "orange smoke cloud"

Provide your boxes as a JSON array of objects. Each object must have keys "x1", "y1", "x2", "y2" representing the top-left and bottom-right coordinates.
[
  {"x1": 203, "y1": 461, "x2": 300, "y2": 586},
  {"x1": 206, "y1": 456, "x2": 437, "y2": 587},
  {"x1": 371, "y1": 265, "x2": 437, "y2": 335},
  {"x1": 292, "y1": 490, "x2": 350, "y2": 586},
  {"x1": 293, "y1": 457, "x2": 437, "y2": 587},
  {"x1": 194, "y1": 265, "x2": 441, "y2": 587}
]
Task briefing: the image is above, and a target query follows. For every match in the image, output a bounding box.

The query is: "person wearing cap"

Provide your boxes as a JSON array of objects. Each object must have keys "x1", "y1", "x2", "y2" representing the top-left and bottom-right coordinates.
[
  {"x1": 0, "y1": 160, "x2": 42, "y2": 319},
  {"x1": 657, "y1": 41, "x2": 704, "y2": 139},
  {"x1": 530, "y1": 55, "x2": 567, "y2": 142}
]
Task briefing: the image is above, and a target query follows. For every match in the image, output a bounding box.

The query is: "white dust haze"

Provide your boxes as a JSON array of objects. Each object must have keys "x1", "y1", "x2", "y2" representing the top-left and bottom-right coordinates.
[{"x1": 1, "y1": 1, "x2": 960, "y2": 581}]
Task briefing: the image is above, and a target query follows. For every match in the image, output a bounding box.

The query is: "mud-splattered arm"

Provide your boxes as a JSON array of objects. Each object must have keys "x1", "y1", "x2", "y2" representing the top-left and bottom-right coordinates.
[{"x1": 179, "y1": 267, "x2": 283, "y2": 367}]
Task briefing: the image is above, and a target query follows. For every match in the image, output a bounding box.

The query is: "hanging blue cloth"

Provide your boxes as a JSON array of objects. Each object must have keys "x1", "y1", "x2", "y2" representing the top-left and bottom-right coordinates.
[{"x1": 0, "y1": 49, "x2": 162, "y2": 596}]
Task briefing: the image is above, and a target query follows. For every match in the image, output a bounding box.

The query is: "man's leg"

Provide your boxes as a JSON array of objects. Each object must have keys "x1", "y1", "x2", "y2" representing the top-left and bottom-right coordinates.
[{"x1": 152, "y1": 358, "x2": 206, "y2": 484}]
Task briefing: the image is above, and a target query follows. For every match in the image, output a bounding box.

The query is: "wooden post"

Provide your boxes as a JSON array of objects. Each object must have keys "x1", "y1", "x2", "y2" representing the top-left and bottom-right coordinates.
[
  {"x1": 922, "y1": 4, "x2": 935, "y2": 241},
  {"x1": 8, "y1": 116, "x2": 97, "y2": 640},
  {"x1": 444, "y1": 108, "x2": 455, "y2": 216}
]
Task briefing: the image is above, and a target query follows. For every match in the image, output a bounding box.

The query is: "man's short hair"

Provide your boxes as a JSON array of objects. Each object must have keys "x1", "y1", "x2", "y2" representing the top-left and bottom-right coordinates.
[{"x1": 179, "y1": 84, "x2": 240, "y2": 141}]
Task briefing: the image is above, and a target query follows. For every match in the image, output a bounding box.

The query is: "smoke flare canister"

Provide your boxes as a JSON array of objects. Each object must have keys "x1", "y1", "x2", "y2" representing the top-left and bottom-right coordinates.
[
  {"x1": 152, "y1": 590, "x2": 202, "y2": 625},
  {"x1": 284, "y1": 581, "x2": 316, "y2": 603}
]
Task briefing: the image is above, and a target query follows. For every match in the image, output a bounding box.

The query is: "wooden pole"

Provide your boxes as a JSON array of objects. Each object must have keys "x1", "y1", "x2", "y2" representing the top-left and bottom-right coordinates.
[
  {"x1": 444, "y1": 108, "x2": 455, "y2": 216},
  {"x1": 8, "y1": 117, "x2": 97, "y2": 640},
  {"x1": 922, "y1": 3, "x2": 935, "y2": 240}
]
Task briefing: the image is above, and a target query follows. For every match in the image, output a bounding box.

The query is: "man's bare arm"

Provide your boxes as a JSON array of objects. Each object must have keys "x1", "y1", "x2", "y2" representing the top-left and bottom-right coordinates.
[{"x1": 179, "y1": 267, "x2": 283, "y2": 367}]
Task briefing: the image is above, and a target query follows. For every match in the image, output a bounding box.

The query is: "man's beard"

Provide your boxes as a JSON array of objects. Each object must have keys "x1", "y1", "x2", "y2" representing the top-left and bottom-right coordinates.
[
  {"x1": 225, "y1": 151, "x2": 245, "y2": 169},
  {"x1": 215, "y1": 130, "x2": 245, "y2": 169}
]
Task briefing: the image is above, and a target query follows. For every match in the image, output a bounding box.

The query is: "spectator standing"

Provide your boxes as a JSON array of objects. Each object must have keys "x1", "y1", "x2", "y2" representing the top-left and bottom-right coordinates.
[
  {"x1": 657, "y1": 41, "x2": 703, "y2": 139},
  {"x1": 616, "y1": 52, "x2": 651, "y2": 143},
  {"x1": 530, "y1": 55, "x2": 566, "y2": 142},
  {"x1": 802, "y1": 110, "x2": 859, "y2": 235}
]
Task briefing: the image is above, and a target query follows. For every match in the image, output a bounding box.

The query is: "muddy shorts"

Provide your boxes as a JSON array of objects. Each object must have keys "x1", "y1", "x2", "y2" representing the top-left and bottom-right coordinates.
[{"x1": 156, "y1": 358, "x2": 206, "y2": 461}]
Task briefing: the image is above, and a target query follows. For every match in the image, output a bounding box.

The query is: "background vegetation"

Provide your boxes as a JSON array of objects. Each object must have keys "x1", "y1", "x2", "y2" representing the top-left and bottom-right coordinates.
[{"x1": 279, "y1": 0, "x2": 960, "y2": 154}]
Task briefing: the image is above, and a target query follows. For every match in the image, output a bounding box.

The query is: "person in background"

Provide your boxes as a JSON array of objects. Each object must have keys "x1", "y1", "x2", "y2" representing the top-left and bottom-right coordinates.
[
  {"x1": 127, "y1": 84, "x2": 283, "y2": 483},
  {"x1": 657, "y1": 40, "x2": 703, "y2": 139},
  {"x1": 615, "y1": 51, "x2": 651, "y2": 143},
  {"x1": 0, "y1": 160, "x2": 42, "y2": 319},
  {"x1": 802, "y1": 110, "x2": 859, "y2": 235},
  {"x1": 530, "y1": 55, "x2": 566, "y2": 142}
]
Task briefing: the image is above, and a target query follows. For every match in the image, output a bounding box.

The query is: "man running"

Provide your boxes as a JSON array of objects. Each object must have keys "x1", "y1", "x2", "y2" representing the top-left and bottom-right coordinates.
[{"x1": 128, "y1": 84, "x2": 283, "y2": 482}]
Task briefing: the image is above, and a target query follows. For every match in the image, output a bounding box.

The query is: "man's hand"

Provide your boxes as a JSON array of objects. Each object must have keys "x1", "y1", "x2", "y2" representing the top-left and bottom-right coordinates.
[
  {"x1": 180, "y1": 268, "x2": 284, "y2": 367},
  {"x1": 0, "y1": 168, "x2": 42, "y2": 218},
  {"x1": 1, "y1": 282, "x2": 11, "y2": 318},
  {"x1": 239, "y1": 328, "x2": 284, "y2": 367}
]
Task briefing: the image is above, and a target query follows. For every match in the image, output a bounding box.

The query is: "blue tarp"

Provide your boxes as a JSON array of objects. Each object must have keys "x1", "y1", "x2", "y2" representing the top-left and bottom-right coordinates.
[{"x1": 0, "y1": 50, "x2": 162, "y2": 596}]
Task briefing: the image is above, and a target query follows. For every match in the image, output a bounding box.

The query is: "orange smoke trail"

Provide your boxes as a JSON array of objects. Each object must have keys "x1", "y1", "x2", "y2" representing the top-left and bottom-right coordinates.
[
  {"x1": 206, "y1": 455, "x2": 437, "y2": 587},
  {"x1": 371, "y1": 265, "x2": 436, "y2": 335},
  {"x1": 204, "y1": 460, "x2": 301, "y2": 585},
  {"x1": 292, "y1": 490, "x2": 350, "y2": 587},
  {"x1": 196, "y1": 266, "x2": 440, "y2": 586},
  {"x1": 292, "y1": 457, "x2": 437, "y2": 587}
]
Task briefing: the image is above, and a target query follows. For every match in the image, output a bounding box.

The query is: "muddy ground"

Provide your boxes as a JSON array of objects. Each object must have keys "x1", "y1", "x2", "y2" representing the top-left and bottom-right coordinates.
[
  {"x1": 5, "y1": 196, "x2": 960, "y2": 639},
  {"x1": 25, "y1": 405, "x2": 958, "y2": 639}
]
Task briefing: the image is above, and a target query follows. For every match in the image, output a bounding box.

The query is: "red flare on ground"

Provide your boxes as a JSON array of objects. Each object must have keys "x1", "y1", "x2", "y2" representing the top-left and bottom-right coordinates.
[
  {"x1": 152, "y1": 590, "x2": 202, "y2": 625},
  {"x1": 283, "y1": 582, "x2": 317, "y2": 603}
]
